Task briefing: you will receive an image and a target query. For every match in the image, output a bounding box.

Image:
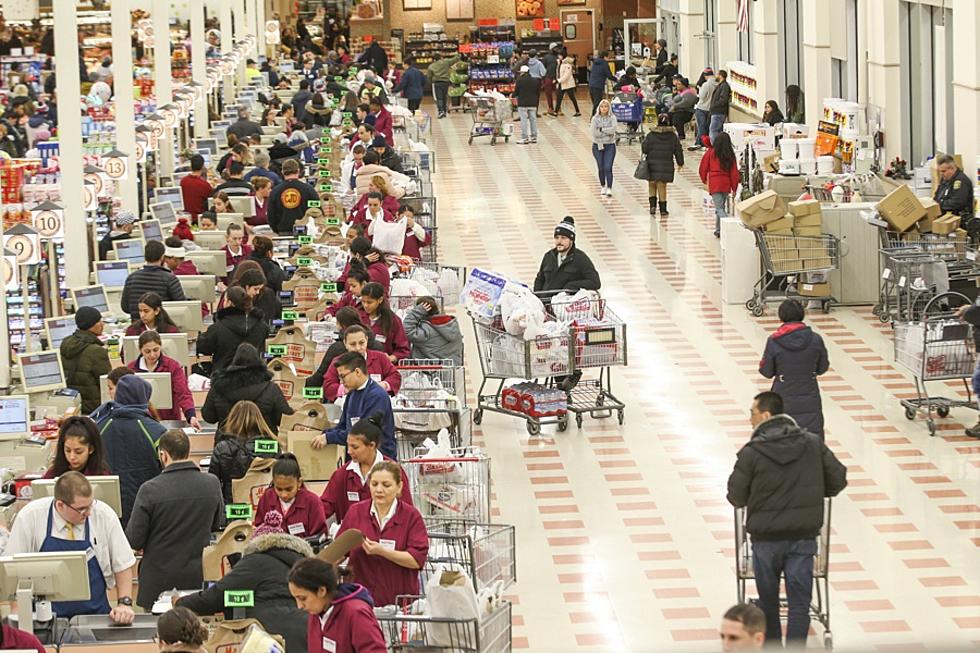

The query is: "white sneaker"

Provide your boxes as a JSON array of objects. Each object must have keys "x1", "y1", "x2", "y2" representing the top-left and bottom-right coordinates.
[{"x1": 606, "y1": 186, "x2": 613, "y2": 196}]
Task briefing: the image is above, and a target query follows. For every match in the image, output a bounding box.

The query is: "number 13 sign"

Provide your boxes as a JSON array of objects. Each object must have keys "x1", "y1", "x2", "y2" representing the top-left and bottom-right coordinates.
[{"x1": 102, "y1": 149, "x2": 129, "y2": 181}]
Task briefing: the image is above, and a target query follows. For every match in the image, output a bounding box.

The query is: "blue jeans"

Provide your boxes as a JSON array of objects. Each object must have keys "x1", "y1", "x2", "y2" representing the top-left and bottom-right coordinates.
[
  {"x1": 709, "y1": 113, "x2": 726, "y2": 144},
  {"x1": 517, "y1": 106, "x2": 537, "y2": 140},
  {"x1": 592, "y1": 143, "x2": 616, "y2": 188},
  {"x1": 694, "y1": 108, "x2": 709, "y2": 144},
  {"x1": 712, "y1": 192, "x2": 729, "y2": 233},
  {"x1": 752, "y1": 538, "x2": 817, "y2": 645},
  {"x1": 972, "y1": 356, "x2": 980, "y2": 407}
]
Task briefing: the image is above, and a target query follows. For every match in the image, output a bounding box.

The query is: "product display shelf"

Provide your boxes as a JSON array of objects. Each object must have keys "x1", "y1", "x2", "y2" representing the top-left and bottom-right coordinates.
[
  {"x1": 474, "y1": 23, "x2": 516, "y2": 43},
  {"x1": 349, "y1": 38, "x2": 401, "y2": 66},
  {"x1": 727, "y1": 60, "x2": 760, "y2": 118},
  {"x1": 464, "y1": 40, "x2": 516, "y2": 95},
  {"x1": 517, "y1": 35, "x2": 561, "y2": 52},
  {"x1": 405, "y1": 35, "x2": 460, "y2": 69}
]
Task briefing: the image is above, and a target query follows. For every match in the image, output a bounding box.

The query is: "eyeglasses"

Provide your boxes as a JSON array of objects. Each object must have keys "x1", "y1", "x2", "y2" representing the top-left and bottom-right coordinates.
[
  {"x1": 63, "y1": 502, "x2": 93, "y2": 517},
  {"x1": 337, "y1": 368, "x2": 357, "y2": 381}
]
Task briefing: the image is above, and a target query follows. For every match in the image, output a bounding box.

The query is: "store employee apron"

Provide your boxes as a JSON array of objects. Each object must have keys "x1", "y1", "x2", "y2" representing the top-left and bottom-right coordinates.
[{"x1": 40, "y1": 504, "x2": 110, "y2": 619}]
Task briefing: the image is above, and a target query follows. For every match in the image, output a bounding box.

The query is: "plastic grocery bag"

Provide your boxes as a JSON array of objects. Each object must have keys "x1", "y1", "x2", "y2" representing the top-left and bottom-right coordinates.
[
  {"x1": 426, "y1": 567, "x2": 480, "y2": 647},
  {"x1": 373, "y1": 218, "x2": 408, "y2": 254},
  {"x1": 551, "y1": 289, "x2": 601, "y2": 322},
  {"x1": 500, "y1": 283, "x2": 547, "y2": 340}
]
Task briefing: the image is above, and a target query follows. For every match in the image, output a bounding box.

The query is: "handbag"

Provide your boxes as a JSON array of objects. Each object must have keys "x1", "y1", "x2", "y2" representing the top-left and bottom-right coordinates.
[{"x1": 633, "y1": 155, "x2": 652, "y2": 180}]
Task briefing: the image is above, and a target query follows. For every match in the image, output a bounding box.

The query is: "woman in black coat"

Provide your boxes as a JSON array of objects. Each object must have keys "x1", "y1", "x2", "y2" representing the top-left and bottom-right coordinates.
[
  {"x1": 642, "y1": 113, "x2": 684, "y2": 217},
  {"x1": 177, "y1": 533, "x2": 310, "y2": 653},
  {"x1": 201, "y1": 343, "x2": 293, "y2": 432},
  {"x1": 196, "y1": 286, "x2": 269, "y2": 375},
  {"x1": 759, "y1": 299, "x2": 830, "y2": 437}
]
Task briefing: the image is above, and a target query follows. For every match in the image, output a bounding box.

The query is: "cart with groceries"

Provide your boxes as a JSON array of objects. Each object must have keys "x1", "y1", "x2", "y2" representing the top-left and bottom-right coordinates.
[
  {"x1": 392, "y1": 359, "x2": 471, "y2": 460},
  {"x1": 611, "y1": 91, "x2": 643, "y2": 144},
  {"x1": 377, "y1": 596, "x2": 512, "y2": 653},
  {"x1": 746, "y1": 231, "x2": 841, "y2": 317},
  {"x1": 468, "y1": 95, "x2": 512, "y2": 146}
]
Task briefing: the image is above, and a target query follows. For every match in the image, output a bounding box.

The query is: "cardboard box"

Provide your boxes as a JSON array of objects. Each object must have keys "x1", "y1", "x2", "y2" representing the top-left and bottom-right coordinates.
[
  {"x1": 766, "y1": 228, "x2": 795, "y2": 236},
  {"x1": 762, "y1": 152, "x2": 781, "y2": 173},
  {"x1": 877, "y1": 184, "x2": 927, "y2": 233},
  {"x1": 920, "y1": 197, "x2": 942, "y2": 220},
  {"x1": 737, "y1": 191, "x2": 788, "y2": 228},
  {"x1": 764, "y1": 215, "x2": 795, "y2": 232},
  {"x1": 284, "y1": 431, "x2": 344, "y2": 480},
  {"x1": 794, "y1": 214, "x2": 823, "y2": 228},
  {"x1": 794, "y1": 225, "x2": 823, "y2": 237},
  {"x1": 788, "y1": 199, "x2": 821, "y2": 217},
  {"x1": 799, "y1": 282, "x2": 832, "y2": 297},
  {"x1": 930, "y1": 153, "x2": 963, "y2": 196},
  {"x1": 933, "y1": 214, "x2": 961, "y2": 235}
]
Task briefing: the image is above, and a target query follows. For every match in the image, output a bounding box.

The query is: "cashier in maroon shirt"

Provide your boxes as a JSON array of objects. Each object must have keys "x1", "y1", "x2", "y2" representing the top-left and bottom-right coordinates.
[
  {"x1": 320, "y1": 414, "x2": 413, "y2": 523},
  {"x1": 42, "y1": 416, "x2": 110, "y2": 479},
  {"x1": 253, "y1": 453, "x2": 327, "y2": 538},
  {"x1": 179, "y1": 154, "x2": 213, "y2": 221},
  {"x1": 0, "y1": 622, "x2": 45, "y2": 653},
  {"x1": 336, "y1": 461, "x2": 428, "y2": 607}
]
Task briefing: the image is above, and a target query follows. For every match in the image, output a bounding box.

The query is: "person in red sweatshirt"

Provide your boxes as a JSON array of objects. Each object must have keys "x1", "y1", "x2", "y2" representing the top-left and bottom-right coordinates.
[
  {"x1": 369, "y1": 97, "x2": 393, "y2": 146},
  {"x1": 0, "y1": 621, "x2": 45, "y2": 653},
  {"x1": 326, "y1": 268, "x2": 369, "y2": 318},
  {"x1": 163, "y1": 237, "x2": 200, "y2": 275},
  {"x1": 126, "y1": 330, "x2": 199, "y2": 428},
  {"x1": 179, "y1": 154, "x2": 213, "y2": 222},
  {"x1": 358, "y1": 282, "x2": 410, "y2": 362},
  {"x1": 222, "y1": 223, "x2": 252, "y2": 280},
  {"x1": 698, "y1": 131, "x2": 740, "y2": 238},
  {"x1": 253, "y1": 453, "x2": 327, "y2": 538},
  {"x1": 322, "y1": 325, "x2": 401, "y2": 401},
  {"x1": 123, "y1": 292, "x2": 181, "y2": 337},
  {"x1": 336, "y1": 238, "x2": 391, "y2": 295},
  {"x1": 288, "y1": 557, "x2": 387, "y2": 653},
  {"x1": 320, "y1": 413, "x2": 412, "y2": 522}
]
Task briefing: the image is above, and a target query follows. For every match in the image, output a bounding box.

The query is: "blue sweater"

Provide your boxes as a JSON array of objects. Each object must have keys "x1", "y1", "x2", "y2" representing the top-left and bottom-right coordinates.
[
  {"x1": 589, "y1": 59, "x2": 616, "y2": 89},
  {"x1": 396, "y1": 66, "x2": 426, "y2": 100},
  {"x1": 325, "y1": 379, "x2": 396, "y2": 459}
]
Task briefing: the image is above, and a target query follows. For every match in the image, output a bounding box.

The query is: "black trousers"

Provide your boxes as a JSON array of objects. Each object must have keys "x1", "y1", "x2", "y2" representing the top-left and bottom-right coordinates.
[
  {"x1": 556, "y1": 87, "x2": 580, "y2": 114},
  {"x1": 589, "y1": 86, "x2": 604, "y2": 116},
  {"x1": 408, "y1": 97, "x2": 421, "y2": 113},
  {"x1": 433, "y1": 82, "x2": 450, "y2": 115}
]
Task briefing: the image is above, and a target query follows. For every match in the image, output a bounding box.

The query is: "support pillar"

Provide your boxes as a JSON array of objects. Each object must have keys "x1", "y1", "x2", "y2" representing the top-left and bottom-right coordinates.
[
  {"x1": 801, "y1": 0, "x2": 832, "y2": 129},
  {"x1": 153, "y1": 0, "x2": 174, "y2": 178},
  {"x1": 111, "y1": 0, "x2": 139, "y2": 213},
  {"x1": 675, "y1": 0, "x2": 705, "y2": 80},
  {"x1": 865, "y1": 0, "x2": 904, "y2": 161},
  {"x1": 952, "y1": 0, "x2": 980, "y2": 179},
  {"x1": 752, "y1": 0, "x2": 780, "y2": 120},
  {"x1": 716, "y1": 0, "x2": 737, "y2": 69},
  {"x1": 191, "y1": 0, "x2": 208, "y2": 139},
  {"x1": 220, "y1": 0, "x2": 234, "y2": 103}
]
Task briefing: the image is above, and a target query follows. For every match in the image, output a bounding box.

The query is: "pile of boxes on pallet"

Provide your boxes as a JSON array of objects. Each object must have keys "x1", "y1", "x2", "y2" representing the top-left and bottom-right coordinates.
[
  {"x1": 876, "y1": 183, "x2": 962, "y2": 237},
  {"x1": 735, "y1": 190, "x2": 833, "y2": 298}
]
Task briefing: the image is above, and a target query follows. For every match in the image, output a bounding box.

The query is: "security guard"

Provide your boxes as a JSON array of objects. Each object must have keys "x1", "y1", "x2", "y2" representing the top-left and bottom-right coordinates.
[{"x1": 934, "y1": 154, "x2": 975, "y2": 218}]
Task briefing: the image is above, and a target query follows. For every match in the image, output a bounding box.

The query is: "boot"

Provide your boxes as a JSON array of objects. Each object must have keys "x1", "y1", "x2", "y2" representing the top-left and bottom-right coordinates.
[
  {"x1": 967, "y1": 420, "x2": 980, "y2": 438},
  {"x1": 649, "y1": 197, "x2": 657, "y2": 215},
  {"x1": 659, "y1": 201, "x2": 669, "y2": 216}
]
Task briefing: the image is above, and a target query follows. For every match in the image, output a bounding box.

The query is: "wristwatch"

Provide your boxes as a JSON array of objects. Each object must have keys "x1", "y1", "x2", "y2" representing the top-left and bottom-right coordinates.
[{"x1": 117, "y1": 597, "x2": 133, "y2": 607}]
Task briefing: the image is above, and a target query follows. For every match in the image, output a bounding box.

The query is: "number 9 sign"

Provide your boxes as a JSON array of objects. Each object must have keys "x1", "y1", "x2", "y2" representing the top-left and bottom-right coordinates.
[{"x1": 3, "y1": 232, "x2": 40, "y2": 265}]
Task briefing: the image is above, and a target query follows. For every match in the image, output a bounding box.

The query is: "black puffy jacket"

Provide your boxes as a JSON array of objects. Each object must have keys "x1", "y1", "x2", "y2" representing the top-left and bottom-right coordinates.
[
  {"x1": 208, "y1": 432, "x2": 277, "y2": 504},
  {"x1": 533, "y1": 248, "x2": 601, "y2": 294},
  {"x1": 727, "y1": 415, "x2": 847, "y2": 541},
  {"x1": 642, "y1": 127, "x2": 684, "y2": 183},
  {"x1": 201, "y1": 363, "x2": 293, "y2": 432},
  {"x1": 196, "y1": 306, "x2": 269, "y2": 375},
  {"x1": 759, "y1": 323, "x2": 830, "y2": 437}
]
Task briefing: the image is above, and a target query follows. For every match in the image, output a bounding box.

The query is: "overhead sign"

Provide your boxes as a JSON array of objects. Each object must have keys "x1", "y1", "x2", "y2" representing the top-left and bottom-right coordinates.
[
  {"x1": 265, "y1": 20, "x2": 280, "y2": 45},
  {"x1": 3, "y1": 248, "x2": 17, "y2": 290},
  {"x1": 82, "y1": 184, "x2": 98, "y2": 211},
  {"x1": 4, "y1": 225, "x2": 41, "y2": 265},
  {"x1": 102, "y1": 150, "x2": 129, "y2": 181},
  {"x1": 30, "y1": 201, "x2": 64, "y2": 239}
]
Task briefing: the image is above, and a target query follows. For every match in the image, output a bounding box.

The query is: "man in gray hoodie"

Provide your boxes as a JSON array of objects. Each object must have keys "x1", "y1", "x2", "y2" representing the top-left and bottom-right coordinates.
[
  {"x1": 689, "y1": 67, "x2": 717, "y2": 150},
  {"x1": 403, "y1": 298, "x2": 463, "y2": 366}
]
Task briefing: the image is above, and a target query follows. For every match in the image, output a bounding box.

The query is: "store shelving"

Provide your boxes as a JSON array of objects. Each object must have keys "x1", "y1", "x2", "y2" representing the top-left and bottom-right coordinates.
[
  {"x1": 405, "y1": 33, "x2": 460, "y2": 69},
  {"x1": 727, "y1": 60, "x2": 759, "y2": 118}
]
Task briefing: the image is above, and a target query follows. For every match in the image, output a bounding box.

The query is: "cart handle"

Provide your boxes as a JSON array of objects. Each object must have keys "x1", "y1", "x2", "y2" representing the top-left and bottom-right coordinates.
[{"x1": 407, "y1": 457, "x2": 483, "y2": 463}]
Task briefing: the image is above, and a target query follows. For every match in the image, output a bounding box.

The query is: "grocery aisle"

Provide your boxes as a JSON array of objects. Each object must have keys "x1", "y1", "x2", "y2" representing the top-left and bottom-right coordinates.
[{"x1": 427, "y1": 107, "x2": 980, "y2": 651}]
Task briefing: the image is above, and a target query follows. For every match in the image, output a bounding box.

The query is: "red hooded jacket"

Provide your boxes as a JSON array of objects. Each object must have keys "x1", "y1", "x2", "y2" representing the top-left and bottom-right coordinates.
[
  {"x1": 699, "y1": 138, "x2": 741, "y2": 194},
  {"x1": 306, "y1": 584, "x2": 386, "y2": 653}
]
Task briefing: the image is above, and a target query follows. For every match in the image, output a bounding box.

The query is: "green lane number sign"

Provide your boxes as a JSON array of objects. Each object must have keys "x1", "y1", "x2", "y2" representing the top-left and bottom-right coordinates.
[
  {"x1": 254, "y1": 439, "x2": 278, "y2": 454},
  {"x1": 226, "y1": 504, "x2": 252, "y2": 521},
  {"x1": 224, "y1": 590, "x2": 255, "y2": 608}
]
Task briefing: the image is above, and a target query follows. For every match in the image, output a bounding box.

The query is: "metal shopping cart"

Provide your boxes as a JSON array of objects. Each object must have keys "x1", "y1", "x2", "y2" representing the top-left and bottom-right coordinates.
[
  {"x1": 468, "y1": 96, "x2": 511, "y2": 146},
  {"x1": 393, "y1": 360, "x2": 470, "y2": 460},
  {"x1": 389, "y1": 262, "x2": 467, "y2": 313},
  {"x1": 746, "y1": 232, "x2": 841, "y2": 317},
  {"x1": 378, "y1": 598, "x2": 512, "y2": 652},
  {"x1": 611, "y1": 91, "x2": 643, "y2": 144},
  {"x1": 735, "y1": 499, "x2": 833, "y2": 650},
  {"x1": 404, "y1": 447, "x2": 491, "y2": 526},
  {"x1": 424, "y1": 521, "x2": 516, "y2": 592},
  {"x1": 893, "y1": 291, "x2": 977, "y2": 436}
]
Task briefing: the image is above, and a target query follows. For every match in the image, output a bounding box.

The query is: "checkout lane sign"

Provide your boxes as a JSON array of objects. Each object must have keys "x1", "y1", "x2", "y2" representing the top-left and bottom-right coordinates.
[{"x1": 223, "y1": 590, "x2": 255, "y2": 608}]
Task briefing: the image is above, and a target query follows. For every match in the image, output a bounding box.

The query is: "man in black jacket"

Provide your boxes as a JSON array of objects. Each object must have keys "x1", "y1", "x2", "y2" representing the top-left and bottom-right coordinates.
[
  {"x1": 126, "y1": 430, "x2": 223, "y2": 610},
  {"x1": 514, "y1": 65, "x2": 541, "y2": 145},
  {"x1": 709, "y1": 69, "x2": 731, "y2": 144},
  {"x1": 533, "y1": 216, "x2": 601, "y2": 294},
  {"x1": 120, "y1": 240, "x2": 187, "y2": 318},
  {"x1": 727, "y1": 392, "x2": 847, "y2": 647},
  {"x1": 370, "y1": 135, "x2": 404, "y2": 174},
  {"x1": 226, "y1": 106, "x2": 263, "y2": 142},
  {"x1": 541, "y1": 43, "x2": 560, "y2": 116},
  {"x1": 267, "y1": 159, "x2": 318, "y2": 235}
]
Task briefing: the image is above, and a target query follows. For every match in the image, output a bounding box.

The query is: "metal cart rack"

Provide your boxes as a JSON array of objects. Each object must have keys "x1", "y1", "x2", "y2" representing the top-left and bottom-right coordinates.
[
  {"x1": 424, "y1": 521, "x2": 516, "y2": 592},
  {"x1": 746, "y1": 232, "x2": 841, "y2": 317},
  {"x1": 404, "y1": 447, "x2": 491, "y2": 526},
  {"x1": 470, "y1": 296, "x2": 627, "y2": 434},
  {"x1": 393, "y1": 360, "x2": 471, "y2": 460},
  {"x1": 893, "y1": 291, "x2": 977, "y2": 435},
  {"x1": 378, "y1": 598, "x2": 512, "y2": 652},
  {"x1": 468, "y1": 96, "x2": 511, "y2": 146},
  {"x1": 736, "y1": 499, "x2": 833, "y2": 650},
  {"x1": 389, "y1": 262, "x2": 466, "y2": 313}
]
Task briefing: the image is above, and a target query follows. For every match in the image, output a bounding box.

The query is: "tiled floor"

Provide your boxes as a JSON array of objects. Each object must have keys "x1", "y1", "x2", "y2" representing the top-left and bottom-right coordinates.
[{"x1": 426, "y1": 106, "x2": 980, "y2": 651}]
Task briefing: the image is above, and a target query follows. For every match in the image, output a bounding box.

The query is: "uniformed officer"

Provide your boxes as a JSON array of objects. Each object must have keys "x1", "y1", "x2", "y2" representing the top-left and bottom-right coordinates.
[{"x1": 934, "y1": 154, "x2": 975, "y2": 218}]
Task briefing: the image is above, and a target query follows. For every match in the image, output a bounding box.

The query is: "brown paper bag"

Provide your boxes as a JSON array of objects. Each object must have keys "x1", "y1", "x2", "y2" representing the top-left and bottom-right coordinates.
[
  {"x1": 266, "y1": 326, "x2": 317, "y2": 376},
  {"x1": 283, "y1": 430, "x2": 344, "y2": 480},
  {"x1": 201, "y1": 520, "x2": 253, "y2": 581},
  {"x1": 268, "y1": 357, "x2": 303, "y2": 405},
  {"x1": 304, "y1": 295, "x2": 339, "y2": 322},
  {"x1": 279, "y1": 401, "x2": 333, "y2": 433},
  {"x1": 205, "y1": 618, "x2": 286, "y2": 653},
  {"x1": 231, "y1": 457, "x2": 275, "y2": 511},
  {"x1": 283, "y1": 269, "x2": 322, "y2": 309}
]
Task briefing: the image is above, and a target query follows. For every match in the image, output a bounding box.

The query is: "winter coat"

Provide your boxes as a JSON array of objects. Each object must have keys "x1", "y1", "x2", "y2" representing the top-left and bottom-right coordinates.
[
  {"x1": 588, "y1": 58, "x2": 615, "y2": 89},
  {"x1": 307, "y1": 584, "x2": 386, "y2": 653},
  {"x1": 759, "y1": 322, "x2": 830, "y2": 437},
  {"x1": 514, "y1": 74, "x2": 540, "y2": 108},
  {"x1": 208, "y1": 431, "x2": 278, "y2": 503},
  {"x1": 590, "y1": 113, "x2": 618, "y2": 146},
  {"x1": 426, "y1": 55, "x2": 460, "y2": 84},
  {"x1": 534, "y1": 248, "x2": 601, "y2": 294},
  {"x1": 120, "y1": 265, "x2": 187, "y2": 319},
  {"x1": 268, "y1": 179, "x2": 319, "y2": 235},
  {"x1": 323, "y1": 349, "x2": 401, "y2": 402},
  {"x1": 709, "y1": 80, "x2": 731, "y2": 115},
  {"x1": 245, "y1": 253, "x2": 287, "y2": 293},
  {"x1": 126, "y1": 354, "x2": 196, "y2": 423},
  {"x1": 395, "y1": 66, "x2": 426, "y2": 100},
  {"x1": 727, "y1": 414, "x2": 847, "y2": 540},
  {"x1": 642, "y1": 127, "x2": 684, "y2": 183},
  {"x1": 99, "y1": 404, "x2": 166, "y2": 526},
  {"x1": 542, "y1": 52, "x2": 559, "y2": 79},
  {"x1": 699, "y1": 143, "x2": 741, "y2": 194},
  {"x1": 763, "y1": 107, "x2": 785, "y2": 126},
  {"x1": 558, "y1": 59, "x2": 576, "y2": 91},
  {"x1": 196, "y1": 306, "x2": 269, "y2": 375},
  {"x1": 378, "y1": 146, "x2": 404, "y2": 174},
  {"x1": 402, "y1": 305, "x2": 464, "y2": 365},
  {"x1": 201, "y1": 362, "x2": 294, "y2": 432},
  {"x1": 179, "y1": 533, "x2": 312, "y2": 653},
  {"x1": 695, "y1": 77, "x2": 718, "y2": 112},
  {"x1": 60, "y1": 330, "x2": 112, "y2": 413},
  {"x1": 126, "y1": 461, "x2": 224, "y2": 609},
  {"x1": 668, "y1": 87, "x2": 698, "y2": 112}
]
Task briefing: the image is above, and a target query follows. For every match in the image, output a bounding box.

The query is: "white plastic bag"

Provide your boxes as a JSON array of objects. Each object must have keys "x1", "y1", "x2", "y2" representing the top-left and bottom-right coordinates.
[
  {"x1": 551, "y1": 289, "x2": 601, "y2": 322},
  {"x1": 500, "y1": 284, "x2": 546, "y2": 340},
  {"x1": 372, "y1": 218, "x2": 407, "y2": 254},
  {"x1": 425, "y1": 567, "x2": 479, "y2": 647}
]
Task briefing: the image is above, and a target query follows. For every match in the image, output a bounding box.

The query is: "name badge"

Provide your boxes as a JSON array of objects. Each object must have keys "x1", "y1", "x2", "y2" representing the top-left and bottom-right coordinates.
[
  {"x1": 349, "y1": 416, "x2": 360, "y2": 426},
  {"x1": 347, "y1": 491, "x2": 360, "y2": 501},
  {"x1": 322, "y1": 637, "x2": 337, "y2": 653},
  {"x1": 287, "y1": 522, "x2": 305, "y2": 536},
  {"x1": 85, "y1": 547, "x2": 96, "y2": 562},
  {"x1": 370, "y1": 373, "x2": 382, "y2": 383},
  {"x1": 379, "y1": 539, "x2": 396, "y2": 550},
  {"x1": 374, "y1": 334, "x2": 386, "y2": 343}
]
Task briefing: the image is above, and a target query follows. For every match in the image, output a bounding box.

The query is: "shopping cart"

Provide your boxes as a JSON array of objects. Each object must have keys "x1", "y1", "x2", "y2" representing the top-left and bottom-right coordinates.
[
  {"x1": 403, "y1": 447, "x2": 491, "y2": 526},
  {"x1": 735, "y1": 499, "x2": 833, "y2": 650},
  {"x1": 424, "y1": 521, "x2": 516, "y2": 592},
  {"x1": 378, "y1": 597, "x2": 512, "y2": 652},
  {"x1": 611, "y1": 91, "x2": 643, "y2": 144},
  {"x1": 468, "y1": 96, "x2": 511, "y2": 146},
  {"x1": 893, "y1": 291, "x2": 977, "y2": 436},
  {"x1": 393, "y1": 360, "x2": 470, "y2": 460},
  {"x1": 746, "y1": 231, "x2": 841, "y2": 317},
  {"x1": 389, "y1": 262, "x2": 466, "y2": 313}
]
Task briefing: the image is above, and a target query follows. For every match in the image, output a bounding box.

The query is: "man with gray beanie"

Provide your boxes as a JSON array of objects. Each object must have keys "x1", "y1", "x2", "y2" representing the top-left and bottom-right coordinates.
[
  {"x1": 60, "y1": 306, "x2": 111, "y2": 412},
  {"x1": 98, "y1": 210, "x2": 137, "y2": 260},
  {"x1": 533, "y1": 216, "x2": 601, "y2": 294}
]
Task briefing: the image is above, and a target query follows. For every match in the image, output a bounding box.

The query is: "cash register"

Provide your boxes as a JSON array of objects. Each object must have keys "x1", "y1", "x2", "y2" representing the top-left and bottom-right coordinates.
[{"x1": 14, "y1": 350, "x2": 81, "y2": 417}]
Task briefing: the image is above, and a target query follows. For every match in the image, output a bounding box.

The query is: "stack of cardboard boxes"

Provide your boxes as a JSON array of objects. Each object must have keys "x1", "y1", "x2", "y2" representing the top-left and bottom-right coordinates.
[{"x1": 876, "y1": 184, "x2": 962, "y2": 238}]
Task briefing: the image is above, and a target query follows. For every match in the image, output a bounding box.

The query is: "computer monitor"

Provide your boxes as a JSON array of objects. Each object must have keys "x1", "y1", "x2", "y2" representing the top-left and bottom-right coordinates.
[
  {"x1": 71, "y1": 285, "x2": 110, "y2": 314},
  {"x1": 194, "y1": 138, "x2": 219, "y2": 155},
  {"x1": 155, "y1": 186, "x2": 184, "y2": 212},
  {"x1": 0, "y1": 396, "x2": 30, "y2": 440},
  {"x1": 279, "y1": 61, "x2": 295, "y2": 74},
  {"x1": 185, "y1": 250, "x2": 226, "y2": 276},
  {"x1": 43, "y1": 317, "x2": 76, "y2": 350},
  {"x1": 137, "y1": 372, "x2": 173, "y2": 410},
  {"x1": 0, "y1": 551, "x2": 91, "y2": 635},
  {"x1": 140, "y1": 218, "x2": 164, "y2": 243},
  {"x1": 195, "y1": 149, "x2": 212, "y2": 166},
  {"x1": 228, "y1": 196, "x2": 254, "y2": 218},
  {"x1": 212, "y1": 120, "x2": 232, "y2": 129},
  {"x1": 150, "y1": 201, "x2": 178, "y2": 227},
  {"x1": 178, "y1": 275, "x2": 218, "y2": 304},
  {"x1": 113, "y1": 238, "x2": 146, "y2": 266},
  {"x1": 194, "y1": 231, "x2": 227, "y2": 251},
  {"x1": 121, "y1": 333, "x2": 191, "y2": 369},
  {"x1": 261, "y1": 126, "x2": 279, "y2": 135},
  {"x1": 162, "y1": 301, "x2": 205, "y2": 333},
  {"x1": 216, "y1": 213, "x2": 245, "y2": 232},
  {"x1": 17, "y1": 351, "x2": 65, "y2": 394},
  {"x1": 30, "y1": 476, "x2": 123, "y2": 517},
  {"x1": 93, "y1": 260, "x2": 131, "y2": 290}
]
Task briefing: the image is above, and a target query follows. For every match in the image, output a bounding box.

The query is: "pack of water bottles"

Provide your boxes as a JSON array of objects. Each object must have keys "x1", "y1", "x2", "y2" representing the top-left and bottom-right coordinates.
[{"x1": 501, "y1": 382, "x2": 567, "y2": 418}]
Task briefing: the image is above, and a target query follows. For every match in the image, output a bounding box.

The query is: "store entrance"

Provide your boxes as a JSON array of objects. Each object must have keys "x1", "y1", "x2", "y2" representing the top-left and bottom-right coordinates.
[{"x1": 561, "y1": 8, "x2": 595, "y2": 67}]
